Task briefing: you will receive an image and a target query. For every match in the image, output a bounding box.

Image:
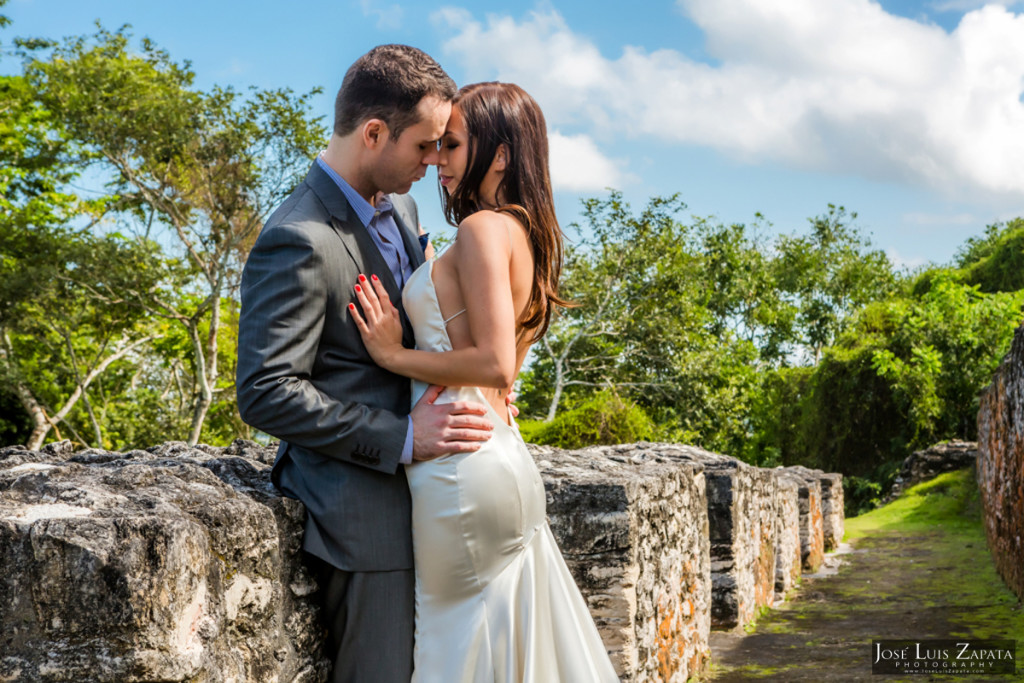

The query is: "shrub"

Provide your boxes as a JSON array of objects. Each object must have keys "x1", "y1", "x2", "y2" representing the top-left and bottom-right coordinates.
[{"x1": 517, "y1": 390, "x2": 660, "y2": 449}]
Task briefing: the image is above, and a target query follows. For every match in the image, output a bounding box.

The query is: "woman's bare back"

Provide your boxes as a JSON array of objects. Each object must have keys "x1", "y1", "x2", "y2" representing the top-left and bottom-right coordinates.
[{"x1": 430, "y1": 210, "x2": 535, "y2": 422}]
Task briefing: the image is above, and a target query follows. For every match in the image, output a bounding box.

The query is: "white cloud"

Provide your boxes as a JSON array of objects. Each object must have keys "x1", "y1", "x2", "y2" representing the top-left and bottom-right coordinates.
[
  {"x1": 360, "y1": 0, "x2": 403, "y2": 31},
  {"x1": 930, "y1": 0, "x2": 1024, "y2": 13},
  {"x1": 548, "y1": 131, "x2": 625, "y2": 191},
  {"x1": 436, "y1": 2, "x2": 1024, "y2": 200}
]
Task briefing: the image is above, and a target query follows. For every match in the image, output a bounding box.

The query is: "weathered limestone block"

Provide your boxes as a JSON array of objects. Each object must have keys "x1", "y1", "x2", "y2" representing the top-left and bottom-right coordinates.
[
  {"x1": 702, "y1": 453, "x2": 777, "y2": 629},
  {"x1": 0, "y1": 440, "x2": 328, "y2": 683},
  {"x1": 777, "y1": 467, "x2": 824, "y2": 573},
  {"x1": 816, "y1": 472, "x2": 844, "y2": 551},
  {"x1": 529, "y1": 443, "x2": 712, "y2": 683},
  {"x1": 977, "y1": 324, "x2": 1024, "y2": 602},
  {"x1": 613, "y1": 444, "x2": 778, "y2": 631},
  {"x1": 776, "y1": 466, "x2": 843, "y2": 552},
  {"x1": 773, "y1": 474, "x2": 802, "y2": 601}
]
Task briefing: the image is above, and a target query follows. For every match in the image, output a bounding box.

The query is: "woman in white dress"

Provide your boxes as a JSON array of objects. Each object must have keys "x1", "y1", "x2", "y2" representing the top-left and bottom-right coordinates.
[{"x1": 350, "y1": 81, "x2": 619, "y2": 683}]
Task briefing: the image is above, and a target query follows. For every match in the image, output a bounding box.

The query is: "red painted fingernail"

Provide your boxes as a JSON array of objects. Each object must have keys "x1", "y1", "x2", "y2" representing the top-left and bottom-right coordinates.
[
  {"x1": 358, "y1": 274, "x2": 366, "y2": 282},
  {"x1": 348, "y1": 303, "x2": 355, "y2": 310},
  {"x1": 371, "y1": 274, "x2": 379, "y2": 281},
  {"x1": 355, "y1": 285, "x2": 361, "y2": 292}
]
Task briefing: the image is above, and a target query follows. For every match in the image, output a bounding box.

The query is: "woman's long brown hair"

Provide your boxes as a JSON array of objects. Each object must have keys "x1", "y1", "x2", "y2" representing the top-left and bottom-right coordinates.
[{"x1": 440, "y1": 82, "x2": 569, "y2": 340}]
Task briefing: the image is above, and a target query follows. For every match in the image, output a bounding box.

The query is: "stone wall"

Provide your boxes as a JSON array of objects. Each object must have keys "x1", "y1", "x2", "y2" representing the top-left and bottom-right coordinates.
[
  {"x1": 785, "y1": 467, "x2": 844, "y2": 552},
  {"x1": 1, "y1": 439, "x2": 843, "y2": 682},
  {"x1": 773, "y1": 475, "x2": 802, "y2": 601},
  {"x1": 531, "y1": 443, "x2": 711, "y2": 682},
  {"x1": 666, "y1": 447, "x2": 778, "y2": 630},
  {"x1": 818, "y1": 473, "x2": 844, "y2": 551},
  {"x1": 574, "y1": 444, "x2": 784, "y2": 632},
  {"x1": 777, "y1": 468, "x2": 825, "y2": 572},
  {"x1": 0, "y1": 441, "x2": 327, "y2": 683},
  {"x1": 977, "y1": 323, "x2": 1024, "y2": 602}
]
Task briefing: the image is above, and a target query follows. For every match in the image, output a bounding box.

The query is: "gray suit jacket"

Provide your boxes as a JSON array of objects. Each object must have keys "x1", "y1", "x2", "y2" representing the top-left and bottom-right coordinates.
[{"x1": 237, "y1": 162, "x2": 426, "y2": 572}]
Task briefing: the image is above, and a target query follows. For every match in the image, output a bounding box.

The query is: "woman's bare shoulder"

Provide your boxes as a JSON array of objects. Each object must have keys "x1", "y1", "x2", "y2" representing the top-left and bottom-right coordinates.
[
  {"x1": 457, "y1": 209, "x2": 516, "y2": 231},
  {"x1": 456, "y1": 210, "x2": 528, "y2": 249}
]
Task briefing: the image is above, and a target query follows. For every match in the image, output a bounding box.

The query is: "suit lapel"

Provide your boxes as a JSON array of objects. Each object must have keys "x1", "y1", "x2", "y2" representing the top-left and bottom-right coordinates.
[{"x1": 304, "y1": 163, "x2": 415, "y2": 347}]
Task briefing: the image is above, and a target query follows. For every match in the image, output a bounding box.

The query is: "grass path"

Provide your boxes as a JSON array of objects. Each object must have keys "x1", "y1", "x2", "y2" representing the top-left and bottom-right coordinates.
[{"x1": 704, "y1": 469, "x2": 1024, "y2": 681}]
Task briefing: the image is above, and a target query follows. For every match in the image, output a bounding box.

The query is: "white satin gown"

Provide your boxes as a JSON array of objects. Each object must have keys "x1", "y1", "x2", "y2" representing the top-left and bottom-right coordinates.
[{"x1": 402, "y1": 260, "x2": 619, "y2": 682}]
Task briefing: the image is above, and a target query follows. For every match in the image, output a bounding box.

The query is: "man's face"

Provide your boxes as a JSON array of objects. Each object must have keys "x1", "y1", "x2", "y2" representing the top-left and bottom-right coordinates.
[{"x1": 373, "y1": 95, "x2": 451, "y2": 195}]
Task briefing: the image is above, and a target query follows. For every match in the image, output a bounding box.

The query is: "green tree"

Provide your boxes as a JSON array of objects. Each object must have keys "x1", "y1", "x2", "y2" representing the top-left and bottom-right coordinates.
[
  {"x1": 525, "y1": 192, "x2": 701, "y2": 420},
  {"x1": 753, "y1": 271, "x2": 1024, "y2": 477},
  {"x1": 871, "y1": 273, "x2": 1024, "y2": 442},
  {"x1": 693, "y1": 216, "x2": 794, "y2": 363},
  {"x1": 522, "y1": 193, "x2": 762, "y2": 454},
  {"x1": 28, "y1": 27, "x2": 327, "y2": 444},
  {"x1": 773, "y1": 205, "x2": 897, "y2": 363},
  {"x1": 2, "y1": 231, "x2": 164, "y2": 449},
  {"x1": 955, "y1": 218, "x2": 1024, "y2": 293},
  {"x1": 1, "y1": 16, "x2": 172, "y2": 449}
]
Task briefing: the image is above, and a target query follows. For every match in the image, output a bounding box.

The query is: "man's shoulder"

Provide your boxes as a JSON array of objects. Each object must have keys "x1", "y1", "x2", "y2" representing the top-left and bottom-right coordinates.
[
  {"x1": 388, "y1": 191, "x2": 417, "y2": 215},
  {"x1": 264, "y1": 182, "x2": 330, "y2": 234}
]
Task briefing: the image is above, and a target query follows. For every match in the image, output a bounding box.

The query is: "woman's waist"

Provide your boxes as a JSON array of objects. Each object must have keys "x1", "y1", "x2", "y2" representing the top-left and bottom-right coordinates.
[{"x1": 411, "y1": 381, "x2": 513, "y2": 429}]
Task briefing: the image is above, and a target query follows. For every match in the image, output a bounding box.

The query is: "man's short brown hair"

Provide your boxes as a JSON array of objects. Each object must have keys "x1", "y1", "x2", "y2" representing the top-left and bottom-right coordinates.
[{"x1": 334, "y1": 45, "x2": 456, "y2": 140}]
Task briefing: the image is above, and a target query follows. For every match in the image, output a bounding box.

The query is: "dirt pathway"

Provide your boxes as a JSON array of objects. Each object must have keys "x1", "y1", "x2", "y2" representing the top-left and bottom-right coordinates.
[{"x1": 705, "y1": 530, "x2": 1024, "y2": 681}]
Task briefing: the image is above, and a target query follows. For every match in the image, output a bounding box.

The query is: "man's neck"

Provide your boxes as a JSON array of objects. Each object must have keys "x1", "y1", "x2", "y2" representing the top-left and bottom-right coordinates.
[{"x1": 322, "y1": 135, "x2": 378, "y2": 206}]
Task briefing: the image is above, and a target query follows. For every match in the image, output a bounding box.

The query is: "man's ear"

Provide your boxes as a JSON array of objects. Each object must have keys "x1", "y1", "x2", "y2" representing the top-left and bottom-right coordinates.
[
  {"x1": 492, "y1": 143, "x2": 509, "y2": 172},
  {"x1": 361, "y1": 119, "x2": 389, "y2": 149}
]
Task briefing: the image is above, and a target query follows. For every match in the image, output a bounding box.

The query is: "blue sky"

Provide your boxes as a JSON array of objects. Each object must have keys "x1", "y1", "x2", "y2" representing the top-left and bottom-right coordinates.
[{"x1": 5, "y1": 0, "x2": 1024, "y2": 267}]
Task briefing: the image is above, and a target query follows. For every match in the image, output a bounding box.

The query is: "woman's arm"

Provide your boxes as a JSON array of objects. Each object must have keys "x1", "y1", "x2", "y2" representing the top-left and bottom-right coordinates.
[{"x1": 351, "y1": 211, "x2": 518, "y2": 388}]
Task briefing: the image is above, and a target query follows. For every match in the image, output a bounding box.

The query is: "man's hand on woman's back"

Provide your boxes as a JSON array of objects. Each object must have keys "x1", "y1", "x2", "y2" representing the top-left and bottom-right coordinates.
[{"x1": 410, "y1": 384, "x2": 493, "y2": 461}]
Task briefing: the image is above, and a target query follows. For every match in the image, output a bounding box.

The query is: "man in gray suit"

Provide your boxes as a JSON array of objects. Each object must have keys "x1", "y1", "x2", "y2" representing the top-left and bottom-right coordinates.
[{"x1": 236, "y1": 45, "x2": 493, "y2": 682}]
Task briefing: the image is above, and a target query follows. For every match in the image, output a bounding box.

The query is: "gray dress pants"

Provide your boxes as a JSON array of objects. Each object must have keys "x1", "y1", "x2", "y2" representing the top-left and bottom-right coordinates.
[{"x1": 311, "y1": 555, "x2": 415, "y2": 683}]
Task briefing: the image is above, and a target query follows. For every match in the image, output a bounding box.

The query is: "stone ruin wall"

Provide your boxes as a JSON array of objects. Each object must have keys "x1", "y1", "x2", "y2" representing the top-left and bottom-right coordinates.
[
  {"x1": 977, "y1": 323, "x2": 1024, "y2": 602},
  {"x1": 641, "y1": 447, "x2": 780, "y2": 630},
  {"x1": 885, "y1": 441, "x2": 978, "y2": 504},
  {"x1": 773, "y1": 475, "x2": 802, "y2": 601},
  {"x1": 1, "y1": 440, "x2": 844, "y2": 682},
  {"x1": 784, "y1": 466, "x2": 843, "y2": 552},
  {"x1": 531, "y1": 444, "x2": 712, "y2": 683},
  {"x1": 778, "y1": 469, "x2": 826, "y2": 572},
  {"x1": 0, "y1": 441, "x2": 327, "y2": 683},
  {"x1": 818, "y1": 473, "x2": 844, "y2": 551}
]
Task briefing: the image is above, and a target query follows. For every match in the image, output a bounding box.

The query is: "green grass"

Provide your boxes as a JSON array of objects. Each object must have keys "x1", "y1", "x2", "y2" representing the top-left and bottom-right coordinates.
[
  {"x1": 844, "y1": 468, "x2": 982, "y2": 540},
  {"x1": 845, "y1": 468, "x2": 1024, "y2": 644}
]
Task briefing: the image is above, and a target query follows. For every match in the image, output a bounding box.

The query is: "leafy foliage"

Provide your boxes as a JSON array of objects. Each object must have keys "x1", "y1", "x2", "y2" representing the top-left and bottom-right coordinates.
[
  {"x1": 955, "y1": 218, "x2": 1024, "y2": 293},
  {"x1": 521, "y1": 191, "x2": 1020, "y2": 509},
  {"x1": 772, "y1": 205, "x2": 897, "y2": 363},
  {"x1": 517, "y1": 391, "x2": 663, "y2": 448},
  {"x1": 0, "y1": 21, "x2": 325, "y2": 448},
  {"x1": 522, "y1": 194, "x2": 904, "y2": 460},
  {"x1": 751, "y1": 273, "x2": 1023, "y2": 479},
  {"x1": 19, "y1": 25, "x2": 325, "y2": 445}
]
